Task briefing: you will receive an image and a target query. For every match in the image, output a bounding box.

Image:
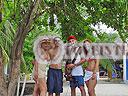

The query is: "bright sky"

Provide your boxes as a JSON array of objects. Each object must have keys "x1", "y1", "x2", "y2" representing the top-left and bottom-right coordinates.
[{"x1": 91, "y1": 22, "x2": 117, "y2": 34}]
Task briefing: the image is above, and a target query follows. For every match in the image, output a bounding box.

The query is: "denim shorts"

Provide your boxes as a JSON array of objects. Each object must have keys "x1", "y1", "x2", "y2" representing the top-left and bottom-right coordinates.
[
  {"x1": 70, "y1": 76, "x2": 84, "y2": 88},
  {"x1": 47, "y1": 68, "x2": 63, "y2": 94}
]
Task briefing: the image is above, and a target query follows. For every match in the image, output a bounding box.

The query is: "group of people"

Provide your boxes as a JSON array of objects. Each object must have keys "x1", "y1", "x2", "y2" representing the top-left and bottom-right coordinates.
[{"x1": 32, "y1": 35, "x2": 100, "y2": 96}]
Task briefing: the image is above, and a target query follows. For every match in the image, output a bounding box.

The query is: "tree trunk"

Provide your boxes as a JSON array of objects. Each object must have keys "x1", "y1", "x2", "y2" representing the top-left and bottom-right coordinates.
[
  {"x1": 7, "y1": 0, "x2": 42, "y2": 95},
  {"x1": 108, "y1": 69, "x2": 112, "y2": 80},
  {"x1": 0, "y1": 0, "x2": 43, "y2": 95},
  {"x1": 7, "y1": 22, "x2": 29, "y2": 96},
  {"x1": 0, "y1": 48, "x2": 8, "y2": 96}
]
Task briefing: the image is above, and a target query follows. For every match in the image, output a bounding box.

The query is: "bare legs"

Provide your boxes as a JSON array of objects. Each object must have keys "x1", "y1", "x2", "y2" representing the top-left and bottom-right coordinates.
[
  {"x1": 48, "y1": 93, "x2": 53, "y2": 96},
  {"x1": 79, "y1": 86, "x2": 86, "y2": 96},
  {"x1": 48, "y1": 93, "x2": 60, "y2": 96},
  {"x1": 71, "y1": 86, "x2": 86, "y2": 96},
  {"x1": 38, "y1": 78, "x2": 47, "y2": 96},
  {"x1": 71, "y1": 87, "x2": 76, "y2": 96},
  {"x1": 55, "y1": 93, "x2": 60, "y2": 96},
  {"x1": 32, "y1": 78, "x2": 47, "y2": 96},
  {"x1": 86, "y1": 78, "x2": 97, "y2": 96},
  {"x1": 33, "y1": 83, "x2": 40, "y2": 96}
]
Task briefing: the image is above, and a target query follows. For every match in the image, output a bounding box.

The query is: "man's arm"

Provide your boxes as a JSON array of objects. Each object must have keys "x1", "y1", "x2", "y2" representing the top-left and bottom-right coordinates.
[
  {"x1": 67, "y1": 58, "x2": 86, "y2": 68},
  {"x1": 67, "y1": 47, "x2": 86, "y2": 68},
  {"x1": 74, "y1": 58, "x2": 86, "y2": 67}
]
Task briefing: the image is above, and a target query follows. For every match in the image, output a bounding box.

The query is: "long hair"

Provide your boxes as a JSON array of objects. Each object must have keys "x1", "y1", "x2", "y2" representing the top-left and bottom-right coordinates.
[{"x1": 83, "y1": 39, "x2": 92, "y2": 55}]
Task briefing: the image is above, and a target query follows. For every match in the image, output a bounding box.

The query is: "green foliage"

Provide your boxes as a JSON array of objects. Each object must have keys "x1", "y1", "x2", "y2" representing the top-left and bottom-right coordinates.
[
  {"x1": 23, "y1": 27, "x2": 42, "y2": 73},
  {"x1": 0, "y1": 20, "x2": 29, "y2": 73},
  {"x1": 82, "y1": 62, "x2": 88, "y2": 69},
  {"x1": 0, "y1": 20, "x2": 15, "y2": 65},
  {"x1": 23, "y1": 21, "x2": 62, "y2": 72},
  {"x1": 1, "y1": 0, "x2": 127, "y2": 73},
  {"x1": 100, "y1": 59, "x2": 113, "y2": 71},
  {"x1": 43, "y1": 0, "x2": 95, "y2": 41},
  {"x1": 96, "y1": 32, "x2": 119, "y2": 43},
  {"x1": 81, "y1": 0, "x2": 127, "y2": 42}
]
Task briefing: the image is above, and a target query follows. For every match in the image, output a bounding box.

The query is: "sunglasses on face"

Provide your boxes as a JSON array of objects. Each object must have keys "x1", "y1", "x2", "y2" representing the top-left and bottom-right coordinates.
[
  {"x1": 68, "y1": 39, "x2": 76, "y2": 43},
  {"x1": 41, "y1": 39, "x2": 52, "y2": 43}
]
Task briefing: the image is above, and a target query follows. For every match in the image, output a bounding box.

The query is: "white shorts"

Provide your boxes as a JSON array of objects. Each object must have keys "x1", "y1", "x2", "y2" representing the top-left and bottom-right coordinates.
[
  {"x1": 32, "y1": 64, "x2": 46, "y2": 79},
  {"x1": 84, "y1": 70, "x2": 99, "y2": 82},
  {"x1": 38, "y1": 64, "x2": 46, "y2": 78}
]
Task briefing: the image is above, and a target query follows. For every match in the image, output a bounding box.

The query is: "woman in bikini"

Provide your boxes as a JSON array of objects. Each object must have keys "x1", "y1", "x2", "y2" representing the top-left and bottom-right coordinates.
[{"x1": 83, "y1": 39, "x2": 100, "y2": 96}]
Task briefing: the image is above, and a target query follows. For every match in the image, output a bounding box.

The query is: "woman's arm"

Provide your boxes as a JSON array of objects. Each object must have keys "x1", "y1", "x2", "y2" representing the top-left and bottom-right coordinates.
[
  {"x1": 93, "y1": 58, "x2": 100, "y2": 73},
  {"x1": 32, "y1": 60, "x2": 38, "y2": 82}
]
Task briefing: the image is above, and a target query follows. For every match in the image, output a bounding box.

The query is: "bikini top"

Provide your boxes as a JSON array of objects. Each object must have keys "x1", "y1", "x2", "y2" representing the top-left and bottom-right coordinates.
[{"x1": 83, "y1": 45, "x2": 98, "y2": 63}]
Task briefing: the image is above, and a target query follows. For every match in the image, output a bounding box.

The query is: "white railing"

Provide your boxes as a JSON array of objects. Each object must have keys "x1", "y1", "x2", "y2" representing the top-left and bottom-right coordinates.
[{"x1": 16, "y1": 73, "x2": 35, "y2": 96}]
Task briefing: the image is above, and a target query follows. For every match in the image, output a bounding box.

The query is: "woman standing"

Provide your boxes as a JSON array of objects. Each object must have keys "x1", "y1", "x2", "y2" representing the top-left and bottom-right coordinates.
[{"x1": 83, "y1": 39, "x2": 100, "y2": 96}]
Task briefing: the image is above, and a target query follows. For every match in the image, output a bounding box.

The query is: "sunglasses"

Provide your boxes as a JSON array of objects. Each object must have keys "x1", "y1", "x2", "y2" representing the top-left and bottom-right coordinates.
[{"x1": 68, "y1": 39, "x2": 76, "y2": 43}]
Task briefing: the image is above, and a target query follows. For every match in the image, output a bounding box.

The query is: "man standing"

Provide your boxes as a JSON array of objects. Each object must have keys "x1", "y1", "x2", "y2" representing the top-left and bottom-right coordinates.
[
  {"x1": 65, "y1": 36, "x2": 86, "y2": 96},
  {"x1": 46, "y1": 36, "x2": 65, "y2": 96}
]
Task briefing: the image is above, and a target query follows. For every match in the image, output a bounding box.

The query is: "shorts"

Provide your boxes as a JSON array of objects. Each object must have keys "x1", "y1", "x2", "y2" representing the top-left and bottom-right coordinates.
[
  {"x1": 84, "y1": 70, "x2": 99, "y2": 82},
  {"x1": 32, "y1": 64, "x2": 46, "y2": 79},
  {"x1": 38, "y1": 64, "x2": 46, "y2": 78},
  {"x1": 70, "y1": 76, "x2": 84, "y2": 88},
  {"x1": 47, "y1": 68, "x2": 63, "y2": 94}
]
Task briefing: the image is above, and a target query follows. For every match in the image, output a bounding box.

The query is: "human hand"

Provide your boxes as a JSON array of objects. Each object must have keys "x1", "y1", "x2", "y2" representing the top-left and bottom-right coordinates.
[
  {"x1": 92, "y1": 73, "x2": 97, "y2": 79},
  {"x1": 32, "y1": 60, "x2": 36, "y2": 65},
  {"x1": 67, "y1": 64, "x2": 75, "y2": 69},
  {"x1": 34, "y1": 72, "x2": 38, "y2": 82}
]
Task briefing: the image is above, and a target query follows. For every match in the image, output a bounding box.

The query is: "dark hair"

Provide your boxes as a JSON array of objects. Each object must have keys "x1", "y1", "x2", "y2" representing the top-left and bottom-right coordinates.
[{"x1": 83, "y1": 46, "x2": 88, "y2": 55}]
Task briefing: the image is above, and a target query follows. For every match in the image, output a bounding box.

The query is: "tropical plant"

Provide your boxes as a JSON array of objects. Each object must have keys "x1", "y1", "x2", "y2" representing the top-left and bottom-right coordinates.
[
  {"x1": 0, "y1": 0, "x2": 44, "y2": 95},
  {"x1": 0, "y1": 0, "x2": 127, "y2": 95}
]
